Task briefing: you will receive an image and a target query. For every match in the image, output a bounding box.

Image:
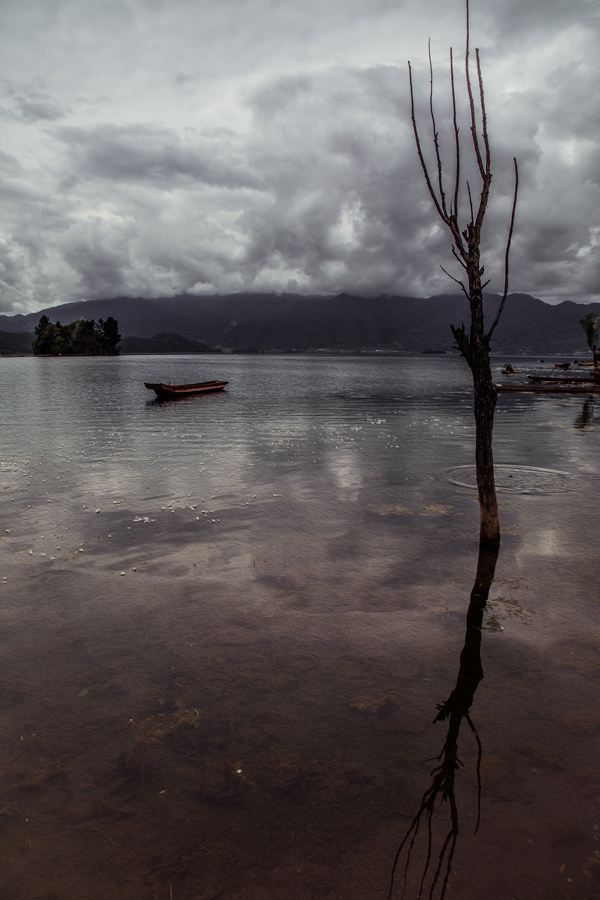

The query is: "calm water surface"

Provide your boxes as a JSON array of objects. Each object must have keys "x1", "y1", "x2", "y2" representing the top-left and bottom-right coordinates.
[{"x1": 0, "y1": 354, "x2": 599, "y2": 900}]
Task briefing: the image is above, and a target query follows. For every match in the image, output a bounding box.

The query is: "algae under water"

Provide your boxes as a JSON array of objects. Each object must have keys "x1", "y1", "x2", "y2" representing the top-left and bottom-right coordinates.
[{"x1": 0, "y1": 353, "x2": 598, "y2": 899}]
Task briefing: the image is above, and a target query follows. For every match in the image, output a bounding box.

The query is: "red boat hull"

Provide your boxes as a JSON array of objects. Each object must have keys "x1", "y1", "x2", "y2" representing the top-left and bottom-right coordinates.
[{"x1": 145, "y1": 380, "x2": 228, "y2": 399}]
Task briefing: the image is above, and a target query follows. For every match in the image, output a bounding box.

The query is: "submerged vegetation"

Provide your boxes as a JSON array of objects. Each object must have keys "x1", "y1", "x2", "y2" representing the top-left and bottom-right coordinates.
[{"x1": 32, "y1": 314, "x2": 121, "y2": 356}]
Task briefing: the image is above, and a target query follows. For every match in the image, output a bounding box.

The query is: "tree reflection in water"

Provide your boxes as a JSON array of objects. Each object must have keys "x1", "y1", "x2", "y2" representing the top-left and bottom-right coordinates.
[
  {"x1": 574, "y1": 398, "x2": 596, "y2": 430},
  {"x1": 388, "y1": 540, "x2": 499, "y2": 900}
]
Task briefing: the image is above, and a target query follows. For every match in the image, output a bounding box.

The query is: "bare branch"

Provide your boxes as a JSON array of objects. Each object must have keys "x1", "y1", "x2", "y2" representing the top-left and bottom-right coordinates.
[
  {"x1": 471, "y1": 55, "x2": 493, "y2": 244},
  {"x1": 466, "y1": 181, "x2": 474, "y2": 225},
  {"x1": 451, "y1": 245, "x2": 468, "y2": 270},
  {"x1": 475, "y1": 49, "x2": 491, "y2": 176},
  {"x1": 450, "y1": 48, "x2": 461, "y2": 219},
  {"x1": 440, "y1": 265, "x2": 469, "y2": 298},
  {"x1": 486, "y1": 158, "x2": 519, "y2": 341},
  {"x1": 429, "y1": 40, "x2": 448, "y2": 216},
  {"x1": 464, "y1": 0, "x2": 486, "y2": 180},
  {"x1": 408, "y1": 61, "x2": 448, "y2": 225}
]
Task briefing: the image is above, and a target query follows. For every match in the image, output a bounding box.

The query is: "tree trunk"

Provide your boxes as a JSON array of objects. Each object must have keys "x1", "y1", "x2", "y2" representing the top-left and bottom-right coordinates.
[
  {"x1": 408, "y1": 1, "x2": 518, "y2": 549},
  {"x1": 470, "y1": 325, "x2": 499, "y2": 545},
  {"x1": 472, "y1": 370, "x2": 499, "y2": 545},
  {"x1": 466, "y1": 263, "x2": 500, "y2": 546}
]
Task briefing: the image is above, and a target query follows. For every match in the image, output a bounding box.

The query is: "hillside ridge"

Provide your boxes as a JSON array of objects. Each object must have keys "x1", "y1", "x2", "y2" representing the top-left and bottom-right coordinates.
[{"x1": 0, "y1": 292, "x2": 596, "y2": 354}]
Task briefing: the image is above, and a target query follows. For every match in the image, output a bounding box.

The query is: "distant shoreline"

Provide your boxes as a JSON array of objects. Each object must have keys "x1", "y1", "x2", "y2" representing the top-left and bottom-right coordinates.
[{"x1": 0, "y1": 347, "x2": 589, "y2": 361}]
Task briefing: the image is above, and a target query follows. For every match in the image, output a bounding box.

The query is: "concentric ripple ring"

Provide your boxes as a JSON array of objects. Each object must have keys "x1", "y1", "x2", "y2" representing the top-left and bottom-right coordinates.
[{"x1": 445, "y1": 464, "x2": 573, "y2": 494}]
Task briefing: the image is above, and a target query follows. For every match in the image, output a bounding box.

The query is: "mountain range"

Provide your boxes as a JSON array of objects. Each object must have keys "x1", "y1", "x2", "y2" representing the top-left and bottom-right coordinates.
[{"x1": 0, "y1": 292, "x2": 596, "y2": 355}]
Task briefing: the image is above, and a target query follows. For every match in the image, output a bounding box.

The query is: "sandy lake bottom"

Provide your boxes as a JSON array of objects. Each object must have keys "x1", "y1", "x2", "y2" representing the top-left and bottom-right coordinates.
[{"x1": 0, "y1": 354, "x2": 599, "y2": 900}]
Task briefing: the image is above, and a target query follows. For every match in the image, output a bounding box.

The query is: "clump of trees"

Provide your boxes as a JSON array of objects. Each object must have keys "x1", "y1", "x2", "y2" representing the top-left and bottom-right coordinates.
[{"x1": 32, "y1": 315, "x2": 121, "y2": 356}]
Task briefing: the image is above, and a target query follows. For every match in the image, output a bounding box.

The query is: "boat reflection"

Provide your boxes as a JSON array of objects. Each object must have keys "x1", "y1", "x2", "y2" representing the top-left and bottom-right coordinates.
[{"x1": 388, "y1": 538, "x2": 499, "y2": 900}]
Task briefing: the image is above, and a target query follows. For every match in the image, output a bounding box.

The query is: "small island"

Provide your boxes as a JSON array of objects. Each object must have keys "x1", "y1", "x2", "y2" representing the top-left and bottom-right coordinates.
[{"x1": 32, "y1": 315, "x2": 121, "y2": 356}]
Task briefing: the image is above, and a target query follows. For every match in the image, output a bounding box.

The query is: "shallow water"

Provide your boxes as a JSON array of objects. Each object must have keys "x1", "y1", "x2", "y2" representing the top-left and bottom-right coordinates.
[{"x1": 0, "y1": 353, "x2": 599, "y2": 900}]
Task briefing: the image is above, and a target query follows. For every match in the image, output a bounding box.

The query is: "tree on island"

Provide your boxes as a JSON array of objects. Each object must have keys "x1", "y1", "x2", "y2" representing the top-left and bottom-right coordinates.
[
  {"x1": 32, "y1": 315, "x2": 121, "y2": 356},
  {"x1": 34, "y1": 315, "x2": 50, "y2": 337},
  {"x1": 408, "y1": 0, "x2": 518, "y2": 546},
  {"x1": 97, "y1": 317, "x2": 121, "y2": 355},
  {"x1": 578, "y1": 312, "x2": 599, "y2": 368},
  {"x1": 33, "y1": 316, "x2": 69, "y2": 355}
]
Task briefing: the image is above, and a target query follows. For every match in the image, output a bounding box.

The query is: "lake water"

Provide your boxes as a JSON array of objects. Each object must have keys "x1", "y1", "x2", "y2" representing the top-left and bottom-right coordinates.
[{"x1": 0, "y1": 353, "x2": 599, "y2": 900}]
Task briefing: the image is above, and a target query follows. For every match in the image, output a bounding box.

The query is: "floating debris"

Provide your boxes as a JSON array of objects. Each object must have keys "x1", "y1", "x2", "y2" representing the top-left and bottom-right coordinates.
[
  {"x1": 133, "y1": 708, "x2": 201, "y2": 745},
  {"x1": 420, "y1": 504, "x2": 453, "y2": 516},
  {"x1": 350, "y1": 694, "x2": 395, "y2": 715},
  {"x1": 371, "y1": 504, "x2": 412, "y2": 516}
]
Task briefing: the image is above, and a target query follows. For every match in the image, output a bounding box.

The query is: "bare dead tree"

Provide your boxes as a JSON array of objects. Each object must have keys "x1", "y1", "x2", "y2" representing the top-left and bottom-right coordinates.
[
  {"x1": 387, "y1": 540, "x2": 499, "y2": 900},
  {"x1": 408, "y1": 0, "x2": 519, "y2": 546}
]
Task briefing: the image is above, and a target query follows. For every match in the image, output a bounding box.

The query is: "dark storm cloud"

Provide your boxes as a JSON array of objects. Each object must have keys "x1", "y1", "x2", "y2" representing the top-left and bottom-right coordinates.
[
  {"x1": 0, "y1": 0, "x2": 598, "y2": 311},
  {"x1": 61, "y1": 224, "x2": 134, "y2": 299},
  {"x1": 239, "y1": 67, "x2": 410, "y2": 289},
  {"x1": 237, "y1": 63, "x2": 534, "y2": 297},
  {"x1": 54, "y1": 123, "x2": 266, "y2": 191}
]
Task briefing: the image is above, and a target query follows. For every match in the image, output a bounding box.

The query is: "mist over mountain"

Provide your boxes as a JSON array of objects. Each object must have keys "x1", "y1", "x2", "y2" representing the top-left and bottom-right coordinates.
[{"x1": 0, "y1": 292, "x2": 596, "y2": 355}]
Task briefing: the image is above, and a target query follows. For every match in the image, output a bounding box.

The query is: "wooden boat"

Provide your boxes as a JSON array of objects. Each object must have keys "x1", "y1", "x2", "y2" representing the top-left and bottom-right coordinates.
[
  {"x1": 497, "y1": 382, "x2": 599, "y2": 394},
  {"x1": 554, "y1": 362, "x2": 570, "y2": 370},
  {"x1": 145, "y1": 379, "x2": 228, "y2": 399}
]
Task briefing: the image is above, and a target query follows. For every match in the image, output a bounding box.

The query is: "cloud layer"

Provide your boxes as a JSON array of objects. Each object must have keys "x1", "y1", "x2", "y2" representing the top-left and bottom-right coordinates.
[{"x1": 0, "y1": 0, "x2": 598, "y2": 313}]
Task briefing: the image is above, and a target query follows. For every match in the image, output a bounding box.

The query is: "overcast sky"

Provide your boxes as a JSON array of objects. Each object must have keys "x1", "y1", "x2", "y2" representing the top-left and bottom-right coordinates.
[{"x1": 0, "y1": 0, "x2": 598, "y2": 314}]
